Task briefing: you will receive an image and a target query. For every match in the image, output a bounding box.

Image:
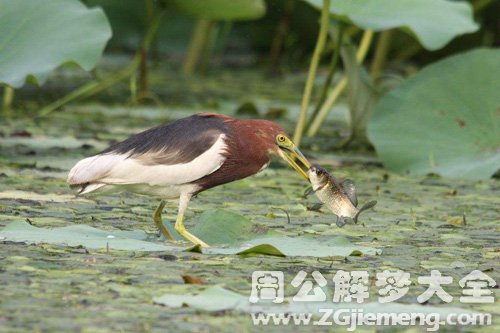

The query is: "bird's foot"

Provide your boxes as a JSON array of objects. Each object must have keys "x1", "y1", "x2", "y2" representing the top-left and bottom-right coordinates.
[
  {"x1": 184, "y1": 237, "x2": 209, "y2": 249},
  {"x1": 174, "y1": 225, "x2": 210, "y2": 248},
  {"x1": 164, "y1": 238, "x2": 209, "y2": 249},
  {"x1": 194, "y1": 240, "x2": 210, "y2": 248}
]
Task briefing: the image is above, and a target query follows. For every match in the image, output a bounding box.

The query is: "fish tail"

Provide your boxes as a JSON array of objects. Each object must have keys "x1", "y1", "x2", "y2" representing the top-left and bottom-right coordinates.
[{"x1": 353, "y1": 200, "x2": 378, "y2": 224}]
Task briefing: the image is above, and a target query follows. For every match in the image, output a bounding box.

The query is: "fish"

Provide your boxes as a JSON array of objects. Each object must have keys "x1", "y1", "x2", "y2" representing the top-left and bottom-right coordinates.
[{"x1": 307, "y1": 165, "x2": 377, "y2": 227}]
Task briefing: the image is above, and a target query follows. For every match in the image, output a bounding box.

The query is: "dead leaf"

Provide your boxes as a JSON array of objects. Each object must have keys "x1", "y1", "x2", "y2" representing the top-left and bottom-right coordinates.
[{"x1": 181, "y1": 275, "x2": 204, "y2": 285}]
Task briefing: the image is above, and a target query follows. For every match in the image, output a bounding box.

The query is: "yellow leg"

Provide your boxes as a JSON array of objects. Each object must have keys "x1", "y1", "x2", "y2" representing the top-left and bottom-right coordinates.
[
  {"x1": 174, "y1": 194, "x2": 209, "y2": 248},
  {"x1": 153, "y1": 200, "x2": 174, "y2": 240}
]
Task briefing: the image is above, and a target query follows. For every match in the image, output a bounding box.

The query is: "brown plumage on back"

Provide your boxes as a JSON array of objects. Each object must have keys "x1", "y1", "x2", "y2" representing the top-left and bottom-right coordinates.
[{"x1": 193, "y1": 117, "x2": 285, "y2": 193}]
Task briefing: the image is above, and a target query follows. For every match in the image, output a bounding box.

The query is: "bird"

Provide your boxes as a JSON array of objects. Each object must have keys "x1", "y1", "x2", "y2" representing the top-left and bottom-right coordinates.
[{"x1": 68, "y1": 112, "x2": 311, "y2": 247}]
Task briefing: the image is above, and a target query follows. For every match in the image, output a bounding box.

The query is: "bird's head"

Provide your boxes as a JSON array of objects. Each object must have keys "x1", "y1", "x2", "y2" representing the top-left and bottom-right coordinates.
[
  {"x1": 237, "y1": 119, "x2": 311, "y2": 181},
  {"x1": 275, "y1": 133, "x2": 311, "y2": 181}
]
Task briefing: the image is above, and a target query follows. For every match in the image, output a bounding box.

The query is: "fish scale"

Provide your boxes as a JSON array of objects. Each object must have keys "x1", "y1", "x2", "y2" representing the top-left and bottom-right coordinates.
[{"x1": 308, "y1": 165, "x2": 377, "y2": 227}]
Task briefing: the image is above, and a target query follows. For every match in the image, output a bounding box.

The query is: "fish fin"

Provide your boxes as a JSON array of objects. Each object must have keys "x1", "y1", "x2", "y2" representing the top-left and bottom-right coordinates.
[
  {"x1": 303, "y1": 186, "x2": 314, "y2": 197},
  {"x1": 336, "y1": 216, "x2": 351, "y2": 228},
  {"x1": 341, "y1": 179, "x2": 358, "y2": 207},
  {"x1": 353, "y1": 200, "x2": 377, "y2": 224},
  {"x1": 308, "y1": 203, "x2": 324, "y2": 212}
]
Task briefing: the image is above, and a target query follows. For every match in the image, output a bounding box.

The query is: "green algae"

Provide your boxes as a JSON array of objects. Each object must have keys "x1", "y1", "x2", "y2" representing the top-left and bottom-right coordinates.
[{"x1": 0, "y1": 69, "x2": 499, "y2": 332}]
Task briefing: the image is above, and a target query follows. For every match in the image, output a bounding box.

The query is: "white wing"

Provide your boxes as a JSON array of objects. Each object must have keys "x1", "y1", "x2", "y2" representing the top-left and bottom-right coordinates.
[{"x1": 68, "y1": 134, "x2": 227, "y2": 190}]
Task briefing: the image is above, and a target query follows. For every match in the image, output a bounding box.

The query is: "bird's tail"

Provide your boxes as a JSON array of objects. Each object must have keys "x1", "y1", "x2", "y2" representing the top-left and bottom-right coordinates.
[
  {"x1": 70, "y1": 182, "x2": 106, "y2": 195},
  {"x1": 68, "y1": 154, "x2": 124, "y2": 194}
]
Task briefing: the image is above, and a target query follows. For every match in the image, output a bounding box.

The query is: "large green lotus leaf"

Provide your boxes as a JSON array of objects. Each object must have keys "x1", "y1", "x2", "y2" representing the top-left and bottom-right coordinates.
[
  {"x1": 0, "y1": 212, "x2": 381, "y2": 257},
  {"x1": 0, "y1": 221, "x2": 180, "y2": 251},
  {"x1": 367, "y1": 48, "x2": 500, "y2": 180},
  {"x1": 169, "y1": 0, "x2": 266, "y2": 21},
  {"x1": 191, "y1": 209, "x2": 272, "y2": 246},
  {"x1": 226, "y1": 235, "x2": 381, "y2": 257},
  {"x1": 303, "y1": 0, "x2": 478, "y2": 50},
  {"x1": 188, "y1": 209, "x2": 381, "y2": 256},
  {"x1": 0, "y1": 0, "x2": 112, "y2": 88},
  {"x1": 154, "y1": 286, "x2": 474, "y2": 317}
]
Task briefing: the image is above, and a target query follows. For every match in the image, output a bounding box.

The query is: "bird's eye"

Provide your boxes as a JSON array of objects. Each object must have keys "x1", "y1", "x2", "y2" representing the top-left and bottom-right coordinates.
[{"x1": 277, "y1": 135, "x2": 286, "y2": 143}]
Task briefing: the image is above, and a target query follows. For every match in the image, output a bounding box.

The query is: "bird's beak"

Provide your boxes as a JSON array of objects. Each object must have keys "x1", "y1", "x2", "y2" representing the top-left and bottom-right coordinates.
[{"x1": 276, "y1": 137, "x2": 311, "y2": 181}]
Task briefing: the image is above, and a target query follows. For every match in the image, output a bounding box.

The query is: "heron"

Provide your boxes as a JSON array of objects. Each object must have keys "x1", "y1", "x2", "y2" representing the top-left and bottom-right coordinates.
[{"x1": 68, "y1": 113, "x2": 311, "y2": 247}]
